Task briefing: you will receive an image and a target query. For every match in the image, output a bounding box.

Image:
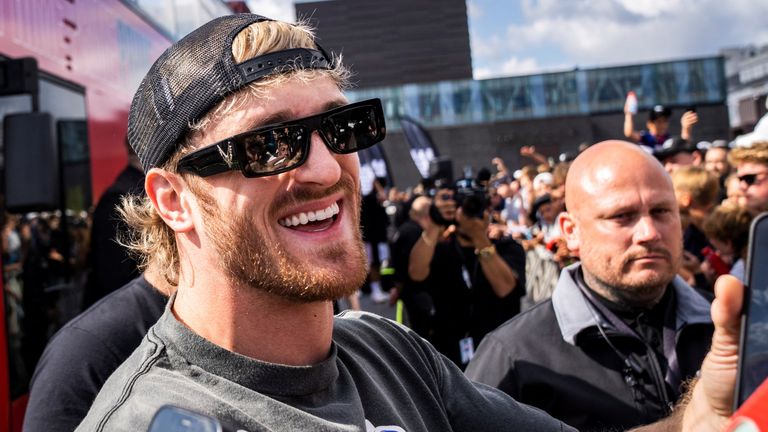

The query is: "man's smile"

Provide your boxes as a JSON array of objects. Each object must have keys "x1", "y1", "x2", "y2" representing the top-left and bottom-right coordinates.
[{"x1": 279, "y1": 201, "x2": 340, "y2": 231}]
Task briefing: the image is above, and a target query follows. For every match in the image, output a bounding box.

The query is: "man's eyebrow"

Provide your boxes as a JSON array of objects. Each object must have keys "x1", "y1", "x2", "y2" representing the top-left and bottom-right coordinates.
[{"x1": 247, "y1": 99, "x2": 349, "y2": 130}]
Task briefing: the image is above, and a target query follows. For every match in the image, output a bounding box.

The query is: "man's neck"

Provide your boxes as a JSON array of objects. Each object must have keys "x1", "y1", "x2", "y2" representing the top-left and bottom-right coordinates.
[
  {"x1": 172, "y1": 277, "x2": 335, "y2": 366},
  {"x1": 579, "y1": 267, "x2": 667, "y2": 311}
]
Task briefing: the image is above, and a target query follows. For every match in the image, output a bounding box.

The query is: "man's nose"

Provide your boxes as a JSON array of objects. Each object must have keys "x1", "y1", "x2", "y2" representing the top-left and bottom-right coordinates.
[
  {"x1": 291, "y1": 132, "x2": 342, "y2": 186},
  {"x1": 634, "y1": 215, "x2": 662, "y2": 244}
]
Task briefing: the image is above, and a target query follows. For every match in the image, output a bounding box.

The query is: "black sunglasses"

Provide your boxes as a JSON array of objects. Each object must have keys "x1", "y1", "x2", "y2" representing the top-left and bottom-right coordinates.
[
  {"x1": 738, "y1": 172, "x2": 768, "y2": 186},
  {"x1": 178, "y1": 99, "x2": 386, "y2": 178}
]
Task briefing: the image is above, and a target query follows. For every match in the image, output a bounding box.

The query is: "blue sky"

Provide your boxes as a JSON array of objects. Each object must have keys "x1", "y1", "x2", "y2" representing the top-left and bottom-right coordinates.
[{"x1": 247, "y1": 0, "x2": 768, "y2": 79}]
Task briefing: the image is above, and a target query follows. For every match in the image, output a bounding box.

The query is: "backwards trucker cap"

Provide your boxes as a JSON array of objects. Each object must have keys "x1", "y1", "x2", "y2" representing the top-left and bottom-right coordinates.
[{"x1": 128, "y1": 14, "x2": 335, "y2": 172}]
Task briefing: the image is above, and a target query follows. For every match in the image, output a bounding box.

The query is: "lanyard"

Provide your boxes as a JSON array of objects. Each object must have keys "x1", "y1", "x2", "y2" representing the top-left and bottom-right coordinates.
[{"x1": 575, "y1": 277, "x2": 682, "y2": 395}]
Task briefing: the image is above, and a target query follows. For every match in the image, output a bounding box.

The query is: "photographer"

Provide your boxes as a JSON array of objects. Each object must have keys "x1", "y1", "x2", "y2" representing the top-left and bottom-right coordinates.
[{"x1": 409, "y1": 180, "x2": 525, "y2": 369}]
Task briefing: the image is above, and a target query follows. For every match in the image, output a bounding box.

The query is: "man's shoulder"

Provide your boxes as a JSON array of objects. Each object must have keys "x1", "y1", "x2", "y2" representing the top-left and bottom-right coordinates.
[
  {"x1": 485, "y1": 300, "x2": 560, "y2": 347},
  {"x1": 49, "y1": 277, "x2": 165, "y2": 355},
  {"x1": 75, "y1": 326, "x2": 179, "y2": 431},
  {"x1": 61, "y1": 276, "x2": 166, "y2": 344},
  {"x1": 334, "y1": 311, "x2": 439, "y2": 366},
  {"x1": 334, "y1": 311, "x2": 421, "y2": 343}
]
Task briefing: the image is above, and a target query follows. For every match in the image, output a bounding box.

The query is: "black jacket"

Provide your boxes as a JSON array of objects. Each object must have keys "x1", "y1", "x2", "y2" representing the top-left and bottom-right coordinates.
[{"x1": 465, "y1": 264, "x2": 713, "y2": 432}]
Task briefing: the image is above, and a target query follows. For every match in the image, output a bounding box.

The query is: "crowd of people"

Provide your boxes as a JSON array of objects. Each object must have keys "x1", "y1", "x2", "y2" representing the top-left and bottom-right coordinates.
[{"x1": 2, "y1": 12, "x2": 761, "y2": 432}]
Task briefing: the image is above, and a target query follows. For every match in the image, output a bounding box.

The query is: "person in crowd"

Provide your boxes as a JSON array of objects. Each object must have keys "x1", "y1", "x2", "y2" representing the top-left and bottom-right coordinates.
[
  {"x1": 77, "y1": 14, "x2": 744, "y2": 432},
  {"x1": 724, "y1": 172, "x2": 748, "y2": 208},
  {"x1": 521, "y1": 192, "x2": 565, "y2": 308},
  {"x1": 498, "y1": 179, "x2": 529, "y2": 234},
  {"x1": 391, "y1": 195, "x2": 434, "y2": 339},
  {"x1": 703, "y1": 204, "x2": 752, "y2": 284},
  {"x1": 729, "y1": 141, "x2": 768, "y2": 216},
  {"x1": 704, "y1": 140, "x2": 731, "y2": 178},
  {"x1": 360, "y1": 176, "x2": 391, "y2": 303},
  {"x1": 490, "y1": 156, "x2": 512, "y2": 185},
  {"x1": 520, "y1": 145, "x2": 551, "y2": 167},
  {"x1": 83, "y1": 138, "x2": 145, "y2": 307},
  {"x1": 624, "y1": 104, "x2": 698, "y2": 151},
  {"x1": 654, "y1": 137, "x2": 702, "y2": 173},
  {"x1": 409, "y1": 181, "x2": 525, "y2": 368},
  {"x1": 466, "y1": 141, "x2": 715, "y2": 431},
  {"x1": 23, "y1": 265, "x2": 169, "y2": 432},
  {"x1": 670, "y1": 166, "x2": 719, "y2": 288},
  {"x1": 532, "y1": 171, "x2": 554, "y2": 197},
  {"x1": 703, "y1": 140, "x2": 731, "y2": 202}
]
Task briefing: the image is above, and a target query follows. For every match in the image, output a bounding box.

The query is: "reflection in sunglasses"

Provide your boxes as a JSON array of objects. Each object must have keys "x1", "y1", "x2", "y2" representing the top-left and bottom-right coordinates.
[{"x1": 178, "y1": 99, "x2": 385, "y2": 178}]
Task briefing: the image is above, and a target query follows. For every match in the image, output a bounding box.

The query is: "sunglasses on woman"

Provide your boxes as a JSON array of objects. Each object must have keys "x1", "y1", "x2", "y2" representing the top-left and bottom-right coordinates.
[{"x1": 178, "y1": 98, "x2": 385, "y2": 178}]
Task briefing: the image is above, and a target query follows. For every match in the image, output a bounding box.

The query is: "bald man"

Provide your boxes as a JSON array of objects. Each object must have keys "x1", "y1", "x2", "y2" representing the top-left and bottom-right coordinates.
[{"x1": 466, "y1": 141, "x2": 714, "y2": 431}]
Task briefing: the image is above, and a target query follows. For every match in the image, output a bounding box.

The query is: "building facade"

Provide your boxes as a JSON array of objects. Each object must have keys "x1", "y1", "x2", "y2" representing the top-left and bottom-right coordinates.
[
  {"x1": 296, "y1": 0, "x2": 473, "y2": 88},
  {"x1": 723, "y1": 45, "x2": 768, "y2": 132}
]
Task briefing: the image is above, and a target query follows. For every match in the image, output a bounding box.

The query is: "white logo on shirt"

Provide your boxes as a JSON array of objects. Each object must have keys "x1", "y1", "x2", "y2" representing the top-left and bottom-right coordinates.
[{"x1": 365, "y1": 419, "x2": 406, "y2": 432}]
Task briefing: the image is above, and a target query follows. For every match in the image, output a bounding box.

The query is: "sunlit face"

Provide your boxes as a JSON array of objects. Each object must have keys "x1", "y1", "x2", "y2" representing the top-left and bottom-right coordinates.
[
  {"x1": 737, "y1": 161, "x2": 768, "y2": 216},
  {"x1": 187, "y1": 76, "x2": 367, "y2": 302},
  {"x1": 663, "y1": 152, "x2": 696, "y2": 173},
  {"x1": 705, "y1": 147, "x2": 730, "y2": 178},
  {"x1": 568, "y1": 160, "x2": 682, "y2": 306},
  {"x1": 648, "y1": 117, "x2": 670, "y2": 136}
]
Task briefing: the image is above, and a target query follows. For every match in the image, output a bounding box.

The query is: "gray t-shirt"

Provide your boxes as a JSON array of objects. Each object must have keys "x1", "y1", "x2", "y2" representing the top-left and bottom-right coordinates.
[{"x1": 77, "y1": 300, "x2": 574, "y2": 431}]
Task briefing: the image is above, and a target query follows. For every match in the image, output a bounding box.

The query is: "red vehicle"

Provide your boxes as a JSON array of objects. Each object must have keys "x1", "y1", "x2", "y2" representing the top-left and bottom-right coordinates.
[{"x1": 0, "y1": 1, "x2": 171, "y2": 430}]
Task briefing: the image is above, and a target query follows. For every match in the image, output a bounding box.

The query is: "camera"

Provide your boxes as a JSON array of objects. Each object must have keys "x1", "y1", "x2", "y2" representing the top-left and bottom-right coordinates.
[
  {"x1": 453, "y1": 178, "x2": 489, "y2": 219},
  {"x1": 427, "y1": 178, "x2": 489, "y2": 225}
]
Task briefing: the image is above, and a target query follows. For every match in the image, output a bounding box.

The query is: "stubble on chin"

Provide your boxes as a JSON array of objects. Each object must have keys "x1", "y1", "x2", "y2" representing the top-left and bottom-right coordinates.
[
  {"x1": 196, "y1": 175, "x2": 368, "y2": 303},
  {"x1": 582, "y1": 251, "x2": 677, "y2": 308}
]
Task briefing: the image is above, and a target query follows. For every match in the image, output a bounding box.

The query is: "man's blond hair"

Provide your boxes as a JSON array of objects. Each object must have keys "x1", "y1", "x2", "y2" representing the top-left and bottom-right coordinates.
[
  {"x1": 671, "y1": 165, "x2": 719, "y2": 209},
  {"x1": 119, "y1": 20, "x2": 351, "y2": 286},
  {"x1": 729, "y1": 142, "x2": 768, "y2": 166}
]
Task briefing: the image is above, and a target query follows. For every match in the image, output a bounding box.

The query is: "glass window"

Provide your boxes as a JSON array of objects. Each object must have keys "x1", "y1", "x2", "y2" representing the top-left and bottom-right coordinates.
[{"x1": 1, "y1": 74, "x2": 90, "y2": 399}]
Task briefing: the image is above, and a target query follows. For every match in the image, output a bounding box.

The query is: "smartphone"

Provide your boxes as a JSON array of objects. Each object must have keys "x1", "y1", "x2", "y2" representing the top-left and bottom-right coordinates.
[
  {"x1": 148, "y1": 405, "x2": 228, "y2": 432},
  {"x1": 734, "y1": 212, "x2": 768, "y2": 408},
  {"x1": 686, "y1": 105, "x2": 697, "y2": 113}
]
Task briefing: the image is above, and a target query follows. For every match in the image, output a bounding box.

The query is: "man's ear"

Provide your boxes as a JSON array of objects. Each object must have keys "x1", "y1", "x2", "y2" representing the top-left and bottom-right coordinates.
[
  {"x1": 145, "y1": 168, "x2": 195, "y2": 233},
  {"x1": 559, "y1": 211, "x2": 580, "y2": 253},
  {"x1": 693, "y1": 151, "x2": 703, "y2": 166}
]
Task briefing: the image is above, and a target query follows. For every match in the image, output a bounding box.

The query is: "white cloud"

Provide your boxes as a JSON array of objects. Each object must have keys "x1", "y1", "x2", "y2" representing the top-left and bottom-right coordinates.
[
  {"x1": 500, "y1": 57, "x2": 541, "y2": 76},
  {"x1": 471, "y1": 0, "x2": 768, "y2": 79}
]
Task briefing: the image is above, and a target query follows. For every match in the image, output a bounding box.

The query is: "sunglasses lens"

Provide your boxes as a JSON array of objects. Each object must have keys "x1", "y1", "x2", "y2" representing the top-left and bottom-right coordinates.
[
  {"x1": 321, "y1": 105, "x2": 383, "y2": 153},
  {"x1": 740, "y1": 174, "x2": 757, "y2": 186},
  {"x1": 240, "y1": 126, "x2": 306, "y2": 177}
]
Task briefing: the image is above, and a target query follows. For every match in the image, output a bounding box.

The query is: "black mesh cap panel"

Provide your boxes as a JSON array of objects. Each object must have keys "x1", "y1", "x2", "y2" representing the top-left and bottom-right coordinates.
[{"x1": 128, "y1": 14, "x2": 333, "y2": 172}]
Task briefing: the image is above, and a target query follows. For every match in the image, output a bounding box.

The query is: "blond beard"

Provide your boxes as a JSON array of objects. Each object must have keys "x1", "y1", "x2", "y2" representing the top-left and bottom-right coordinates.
[{"x1": 192, "y1": 175, "x2": 368, "y2": 302}]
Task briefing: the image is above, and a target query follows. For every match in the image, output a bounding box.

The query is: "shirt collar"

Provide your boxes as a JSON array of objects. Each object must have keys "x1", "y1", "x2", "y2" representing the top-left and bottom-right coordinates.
[{"x1": 552, "y1": 263, "x2": 712, "y2": 345}]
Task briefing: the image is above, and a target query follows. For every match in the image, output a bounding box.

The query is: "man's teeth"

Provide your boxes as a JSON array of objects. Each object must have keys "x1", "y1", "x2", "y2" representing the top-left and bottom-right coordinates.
[{"x1": 280, "y1": 203, "x2": 340, "y2": 227}]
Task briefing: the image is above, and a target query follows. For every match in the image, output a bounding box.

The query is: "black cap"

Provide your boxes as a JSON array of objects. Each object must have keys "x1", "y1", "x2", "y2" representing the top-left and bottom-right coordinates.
[
  {"x1": 654, "y1": 137, "x2": 697, "y2": 160},
  {"x1": 128, "y1": 14, "x2": 335, "y2": 172},
  {"x1": 531, "y1": 193, "x2": 552, "y2": 219},
  {"x1": 648, "y1": 105, "x2": 671, "y2": 122}
]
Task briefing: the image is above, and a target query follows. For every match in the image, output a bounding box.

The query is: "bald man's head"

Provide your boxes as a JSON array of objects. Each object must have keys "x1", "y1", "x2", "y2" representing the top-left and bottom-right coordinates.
[
  {"x1": 560, "y1": 140, "x2": 682, "y2": 308},
  {"x1": 565, "y1": 141, "x2": 670, "y2": 220}
]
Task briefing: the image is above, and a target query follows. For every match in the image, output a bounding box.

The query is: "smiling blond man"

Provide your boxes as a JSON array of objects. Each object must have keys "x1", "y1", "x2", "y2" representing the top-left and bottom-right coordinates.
[{"x1": 77, "y1": 16, "x2": 742, "y2": 432}]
